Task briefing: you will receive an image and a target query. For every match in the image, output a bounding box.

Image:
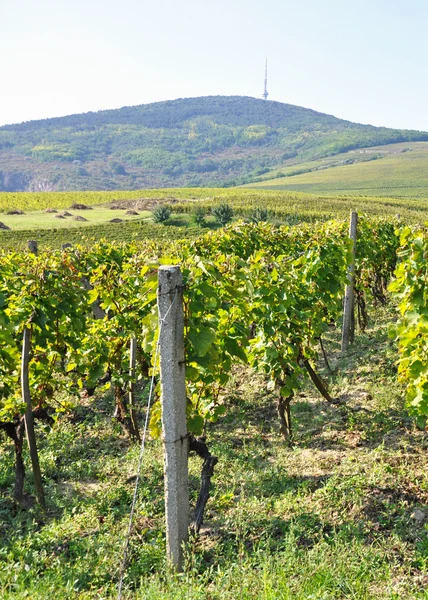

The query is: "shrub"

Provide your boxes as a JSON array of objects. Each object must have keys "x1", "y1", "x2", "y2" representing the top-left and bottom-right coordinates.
[
  {"x1": 152, "y1": 206, "x2": 171, "y2": 224},
  {"x1": 191, "y1": 207, "x2": 206, "y2": 226},
  {"x1": 112, "y1": 163, "x2": 126, "y2": 175},
  {"x1": 250, "y1": 208, "x2": 269, "y2": 223},
  {"x1": 212, "y1": 203, "x2": 234, "y2": 226}
]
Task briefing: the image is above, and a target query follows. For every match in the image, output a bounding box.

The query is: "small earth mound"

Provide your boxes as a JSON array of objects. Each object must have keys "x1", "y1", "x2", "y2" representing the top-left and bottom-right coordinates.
[
  {"x1": 73, "y1": 215, "x2": 88, "y2": 222},
  {"x1": 54, "y1": 214, "x2": 65, "y2": 219},
  {"x1": 109, "y1": 197, "x2": 179, "y2": 211},
  {"x1": 70, "y1": 203, "x2": 93, "y2": 210},
  {"x1": 59, "y1": 211, "x2": 73, "y2": 217},
  {"x1": 45, "y1": 208, "x2": 58, "y2": 213},
  {"x1": 0, "y1": 222, "x2": 11, "y2": 230},
  {"x1": 6, "y1": 209, "x2": 24, "y2": 215},
  {"x1": 125, "y1": 210, "x2": 139, "y2": 216},
  {"x1": 109, "y1": 218, "x2": 123, "y2": 223}
]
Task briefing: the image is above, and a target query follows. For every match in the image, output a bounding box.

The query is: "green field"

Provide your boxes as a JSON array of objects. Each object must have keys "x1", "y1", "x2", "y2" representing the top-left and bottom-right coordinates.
[
  {"x1": 0, "y1": 207, "x2": 152, "y2": 231},
  {"x1": 247, "y1": 142, "x2": 428, "y2": 199},
  {"x1": 2, "y1": 187, "x2": 428, "y2": 223},
  {"x1": 1, "y1": 187, "x2": 427, "y2": 251}
]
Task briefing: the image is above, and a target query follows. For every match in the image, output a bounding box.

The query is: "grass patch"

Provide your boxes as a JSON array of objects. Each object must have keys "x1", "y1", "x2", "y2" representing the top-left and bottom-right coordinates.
[{"x1": 0, "y1": 208, "x2": 152, "y2": 231}]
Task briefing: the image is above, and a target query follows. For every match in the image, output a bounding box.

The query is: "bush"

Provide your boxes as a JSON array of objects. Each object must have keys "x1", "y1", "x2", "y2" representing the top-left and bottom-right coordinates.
[
  {"x1": 191, "y1": 207, "x2": 206, "y2": 226},
  {"x1": 152, "y1": 206, "x2": 171, "y2": 224},
  {"x1": 250, "y1": 208, "x2": 269, "y2": 223},
  {"x1": 212, "y1": 203, "x2": 234, "y2": 226},
  {"x1": 112, "y1": 163, "x2": 126, "y2": 175}
]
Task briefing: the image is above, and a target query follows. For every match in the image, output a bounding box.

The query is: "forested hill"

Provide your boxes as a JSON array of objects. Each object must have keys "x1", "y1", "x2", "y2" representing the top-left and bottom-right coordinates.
[{"x1": 1, "y1": 95, "x2": 428, "y2": 191}]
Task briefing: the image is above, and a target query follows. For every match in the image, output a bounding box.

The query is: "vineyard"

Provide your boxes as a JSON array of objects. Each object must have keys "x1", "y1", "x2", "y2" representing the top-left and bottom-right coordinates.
[
  {"x1": 248, "y1": 142, "x2": 428, "y2": 199},
  {"x1": 1, "y1": 187, "x2": 428, "y2": 252},
  {"x1": 0, "y1": 215, "x2": 427, "y2": 598},
  {"x1": 1, "y1": 188, "x2": 428, "y2": 220},
  {"x1": 0, "y1": 220, "x2": 201, "y2": 252}
]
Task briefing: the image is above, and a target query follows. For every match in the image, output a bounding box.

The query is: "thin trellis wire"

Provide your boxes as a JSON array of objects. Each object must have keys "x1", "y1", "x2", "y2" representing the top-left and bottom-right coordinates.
[{"x1": 117, "y1": 287, "x2": 178, "y2": 600}]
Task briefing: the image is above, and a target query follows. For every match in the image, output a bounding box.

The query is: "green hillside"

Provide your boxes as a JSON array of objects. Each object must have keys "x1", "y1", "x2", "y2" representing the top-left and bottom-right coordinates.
[
  {"x1": 1, "y1": 96, "x2": 428, "y2": 192},
  {"x1": 248, "y1": 141, "x2": 428, "y2": 198}
]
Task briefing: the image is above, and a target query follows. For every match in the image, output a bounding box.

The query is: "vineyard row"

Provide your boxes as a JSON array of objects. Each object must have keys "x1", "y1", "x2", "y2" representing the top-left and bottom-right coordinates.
[{"x1": 0, "y1": 216, "x2": 426, "y2": 504}]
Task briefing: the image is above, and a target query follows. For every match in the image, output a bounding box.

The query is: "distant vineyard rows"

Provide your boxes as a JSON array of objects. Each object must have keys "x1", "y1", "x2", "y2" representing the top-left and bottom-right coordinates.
[
  {"x1": 1, "y1": 188, "x2": 427, "y2": 222},
  {"x1": 0, "y1": 220, "x2": 201, "y2": 251}
]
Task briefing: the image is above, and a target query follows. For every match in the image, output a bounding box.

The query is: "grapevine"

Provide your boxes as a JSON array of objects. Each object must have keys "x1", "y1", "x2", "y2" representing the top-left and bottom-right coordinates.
[
  {"x1": 0, "y1": 216, "x2": 401, "y2": 499},
  {"x1": 389, "y1": 225, "x2": 428, "y2": 422}
]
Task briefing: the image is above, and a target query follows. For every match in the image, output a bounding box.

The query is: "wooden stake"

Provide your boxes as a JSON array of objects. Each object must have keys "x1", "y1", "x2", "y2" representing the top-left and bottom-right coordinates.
[{"x1": 128, "y1": 336, "x2": 140, "y2": 441}]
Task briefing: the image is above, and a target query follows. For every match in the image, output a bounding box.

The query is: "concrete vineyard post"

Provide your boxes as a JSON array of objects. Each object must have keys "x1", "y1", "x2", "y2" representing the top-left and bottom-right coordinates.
[
  {"x1": 27, "y1": 240, "x2": 38, "y2": 255},
  {"x1": 158, "y1": 266, "x2": 189, "y2": 571},
  {"x1": 341, "y1": 210, "x2": 358, "y2": 353},
  {"x1": 81, "y1": 277, "x2": 106, "y2": 320}
]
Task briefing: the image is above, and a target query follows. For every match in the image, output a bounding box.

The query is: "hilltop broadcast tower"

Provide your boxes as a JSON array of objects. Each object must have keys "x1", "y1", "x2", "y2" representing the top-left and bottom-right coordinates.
[{"x1": 262, "y1": 59, "x2": 268, "y2": 101}]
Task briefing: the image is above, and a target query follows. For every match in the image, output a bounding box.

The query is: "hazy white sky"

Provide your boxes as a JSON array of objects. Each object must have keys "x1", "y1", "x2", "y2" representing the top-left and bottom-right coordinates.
[{"x1": 1, "y1": 0, "x2": 427, "y2": 129}]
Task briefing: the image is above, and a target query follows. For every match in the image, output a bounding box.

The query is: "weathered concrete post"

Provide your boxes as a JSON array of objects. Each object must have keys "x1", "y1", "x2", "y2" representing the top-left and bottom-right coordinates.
[
  {"x1": 341, "y1": 210, "x2": 358, "y2": 353},
  {"x1": 158, "y1": 266, "x2": 188, "y2": 571},
  {"x1": 27, "y1": 240, "x2": 38, "y2": 255},
  {"x1": 81, "y1": 277, "x2": 106, "y2": 320}
]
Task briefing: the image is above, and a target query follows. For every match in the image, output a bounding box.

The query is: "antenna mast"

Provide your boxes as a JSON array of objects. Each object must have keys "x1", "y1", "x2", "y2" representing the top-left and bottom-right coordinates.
[{"x1": 263, "y1": 58, "x2": 268, "y2": 101}]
